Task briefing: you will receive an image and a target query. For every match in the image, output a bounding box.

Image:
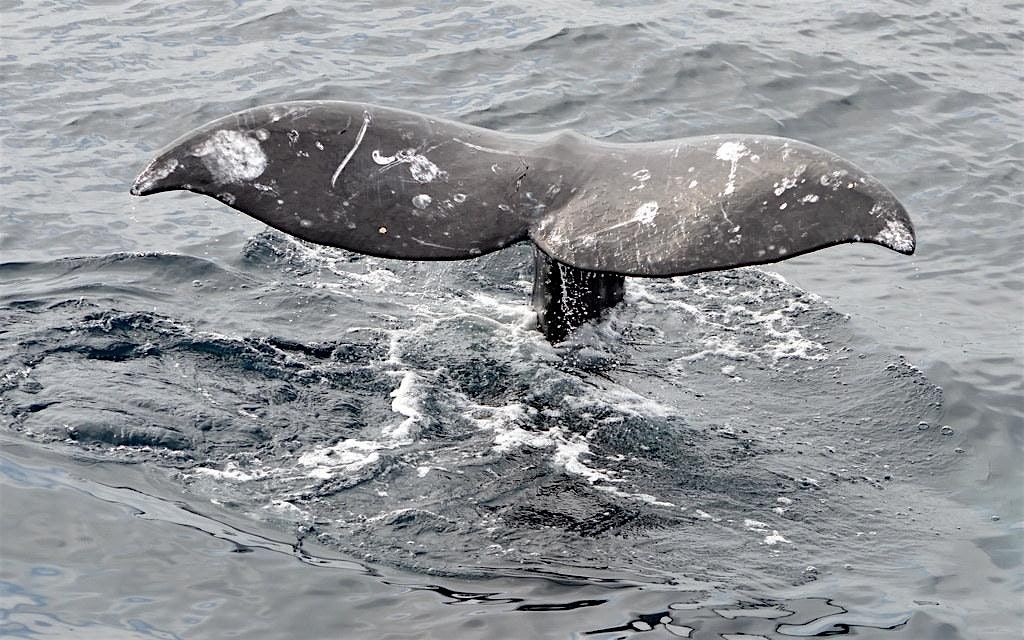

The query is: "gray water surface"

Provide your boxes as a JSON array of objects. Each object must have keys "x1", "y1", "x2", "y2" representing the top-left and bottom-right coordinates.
[{"x1": 1, "y1": 1, "x2": 1021, "y2": 638}]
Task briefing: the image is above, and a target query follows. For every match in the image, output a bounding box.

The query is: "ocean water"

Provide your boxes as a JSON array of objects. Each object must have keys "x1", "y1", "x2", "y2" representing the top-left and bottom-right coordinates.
[{"x1": 1, "y1": 1, "x2": 1021, "y2": 638}]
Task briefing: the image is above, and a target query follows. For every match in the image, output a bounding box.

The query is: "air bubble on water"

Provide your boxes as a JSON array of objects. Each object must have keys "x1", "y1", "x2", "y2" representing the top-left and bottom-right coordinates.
[{"x1": 940, "y1": 425, "x2": 954, "y2": 435}]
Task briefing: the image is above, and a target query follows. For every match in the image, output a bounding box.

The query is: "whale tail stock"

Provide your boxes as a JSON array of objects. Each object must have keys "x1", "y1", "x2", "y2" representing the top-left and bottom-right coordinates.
[{"x1": 130, "y1": 101, "x2": 915, "y2": 343}]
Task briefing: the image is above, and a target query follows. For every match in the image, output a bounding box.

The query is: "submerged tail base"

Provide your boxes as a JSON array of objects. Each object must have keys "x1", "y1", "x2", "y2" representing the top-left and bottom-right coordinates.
[{"x1": 532, "y1": 248, "x2": 626, "y2": 343}]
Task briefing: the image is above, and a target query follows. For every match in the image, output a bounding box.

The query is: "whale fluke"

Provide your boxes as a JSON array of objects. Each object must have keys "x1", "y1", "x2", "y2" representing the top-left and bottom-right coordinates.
[{"x1": 131, "y1": 101, "x2": 915, "y2": 342}]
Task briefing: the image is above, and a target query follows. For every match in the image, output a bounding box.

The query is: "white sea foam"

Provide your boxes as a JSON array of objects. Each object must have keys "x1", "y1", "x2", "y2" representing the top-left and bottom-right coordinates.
[
  {"x1": 630, "y1": 272, "x2": 828, "y2": 364},
  {"x1": 386, "y1": 371, "x2": 423, "y2": 441},
  {"x1": 192, "y1": 461, "x2": 269, "y2": 482},
  {"x1": 296, "y1": 439, "x2": 383, "y2": 479}
]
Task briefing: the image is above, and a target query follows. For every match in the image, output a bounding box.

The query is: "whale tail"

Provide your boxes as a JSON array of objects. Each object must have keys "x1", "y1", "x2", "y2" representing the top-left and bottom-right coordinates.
[{"x1": 131, "y1": 101, "x2": 915, "y2": 342}]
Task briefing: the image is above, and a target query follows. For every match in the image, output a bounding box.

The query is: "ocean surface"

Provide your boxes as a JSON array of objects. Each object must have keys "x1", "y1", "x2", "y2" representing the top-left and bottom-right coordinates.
[{"x1": 1, "y1": 1, "x2": 1021, "y2": 638}]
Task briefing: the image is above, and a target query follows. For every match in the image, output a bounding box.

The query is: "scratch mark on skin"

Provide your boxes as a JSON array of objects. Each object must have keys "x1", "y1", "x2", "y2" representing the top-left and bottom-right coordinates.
[
  {"x1": 514, "y1": 162, "x2": 528, "y2": 192},
  {"x1": 331, "y1": 111, "x2": 371, "y2": 188},
  {"x1": 452, "y1": 137, "x2": 521, "y2": 156},
  {"x1": 590, "y1": 201, "x2": 660, "y2": 236},
  {"x1": 411, "y1": 237, "x2": 460, "y2": 251},
  {"x1": 720, "y1": 203, "x2": 735, "y2": 228}
]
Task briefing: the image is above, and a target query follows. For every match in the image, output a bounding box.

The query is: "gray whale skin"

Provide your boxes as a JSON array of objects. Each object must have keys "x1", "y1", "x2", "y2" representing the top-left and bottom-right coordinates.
[{"x1": 131, "y1": 101, "x2": 915, "y2": 342}]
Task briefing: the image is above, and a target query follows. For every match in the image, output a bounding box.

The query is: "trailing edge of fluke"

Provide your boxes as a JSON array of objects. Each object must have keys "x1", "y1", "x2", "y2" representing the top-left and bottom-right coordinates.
[{"x1": 131, "y1": 100, "x2": 915, "y2": 342}]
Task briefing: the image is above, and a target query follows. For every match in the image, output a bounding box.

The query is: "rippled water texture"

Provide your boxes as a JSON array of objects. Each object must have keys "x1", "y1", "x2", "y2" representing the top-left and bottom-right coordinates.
[{"x1": 1, "y1": 1, "x2": 1021, "y2": 638}]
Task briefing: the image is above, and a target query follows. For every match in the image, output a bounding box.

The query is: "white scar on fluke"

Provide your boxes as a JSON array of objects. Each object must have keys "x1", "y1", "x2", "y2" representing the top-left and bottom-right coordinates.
[
  {"x1": 634, "y1": 200, "x2": 660, "y2": 224},
  {"x1": 331, "y1": 111, "x2": 371, "y2": 188},
  {"x1": 192, "y1": 130, "x2": 267, "y2": 183},
  {"x1": 371, "y1": 148, "x2": 446, "y2": 184},
  {"x1": 629, "y1": 168, "x2": 651, "y2": 191},
  {"x1": 590, "y1": 201, "x2": 661, "y2": 236},
  {"x1": 875, "y1": 218, "x2": 915, "y2": 253},
  {"x1": 715, "y1": 141, "x2": 750, "y2": 196},
  {"x1": 133, "y1": 157, "x2": 179, "y2": 194}
]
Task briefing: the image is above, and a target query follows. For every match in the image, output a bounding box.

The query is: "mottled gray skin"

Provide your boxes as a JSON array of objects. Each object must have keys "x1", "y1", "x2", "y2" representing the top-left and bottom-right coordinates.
[
  {"x1": 132, "y1": 101, "x2": 548, "y2": 260},
  {"x1": 131, "y1": 100, "x2": 915, "y2": 340}
]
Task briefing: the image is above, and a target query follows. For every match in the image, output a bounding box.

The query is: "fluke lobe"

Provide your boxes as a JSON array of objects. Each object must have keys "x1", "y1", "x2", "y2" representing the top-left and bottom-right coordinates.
[{"x1": 130, "y1": 100, "x2": 916, "y2": 342}]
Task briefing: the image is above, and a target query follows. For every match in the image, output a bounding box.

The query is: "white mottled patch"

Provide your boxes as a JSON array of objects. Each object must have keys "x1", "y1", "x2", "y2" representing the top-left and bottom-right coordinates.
[
  {"x1": 688, "y1": 179, "x2": 698, "y2": 189},
  {"x1": 132, "y1": 157, "x2": 178, "y2": 193},
  {"x1": 372, "y1": 148, "x2": 446, "y2": 183},
  {"x1": 714, "y1": 141, "x2": 750, "y2": 196},
  {"x1": 634, "y1": 201, "x2": 660, "y2": 224},
  {"x1": 331, "y1": 111, "x2": 370, "y2": 188},
  {"x1": 192, "y1": 130, "x2": 266, "y2": 183},
  {"x1": 819, "y1": 168, "x2": 849, "y2": 190},
  {"x1": 411, "y1": 194, "x2": 432, "y2": 209},
  {"x1": 875, "y1": 218, "x2": 914, "y2": 252},
  {"x1": 773, "y1": 177, "x2": 798, "y2": 196},
  {"x1": 799, "y1": 194, "x2": 820, "y2": 204}
]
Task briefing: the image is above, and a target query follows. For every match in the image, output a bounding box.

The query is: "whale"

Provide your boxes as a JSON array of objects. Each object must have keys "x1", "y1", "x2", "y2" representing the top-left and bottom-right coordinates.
[{"x1": 130, "y1": 100, "x2": 915, "y2": 341}]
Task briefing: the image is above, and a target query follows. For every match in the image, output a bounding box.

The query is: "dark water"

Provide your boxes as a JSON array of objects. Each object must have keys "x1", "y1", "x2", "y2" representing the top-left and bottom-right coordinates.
[{"x1": 1, "y1": 1, "x2": 1021, "y2": 638}]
